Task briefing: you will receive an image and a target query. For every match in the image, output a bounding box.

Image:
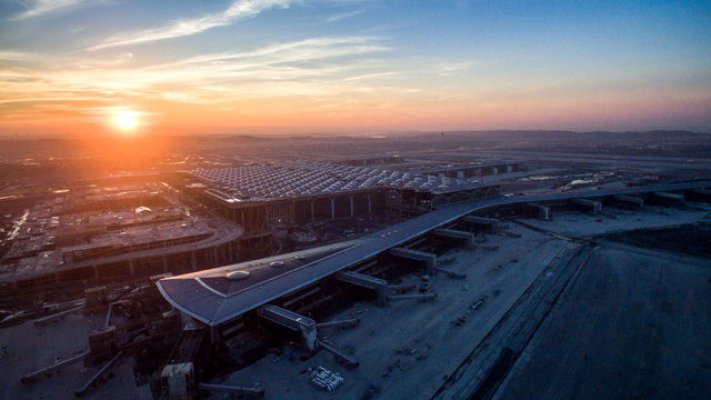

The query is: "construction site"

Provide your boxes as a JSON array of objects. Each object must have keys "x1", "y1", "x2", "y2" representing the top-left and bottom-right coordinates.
[
  {"x1": 0, "y1": 177, "x2": 266, "y2": 299},
  {"x1": 1, "y1": 135, "x2": 711, "y2": 399}
]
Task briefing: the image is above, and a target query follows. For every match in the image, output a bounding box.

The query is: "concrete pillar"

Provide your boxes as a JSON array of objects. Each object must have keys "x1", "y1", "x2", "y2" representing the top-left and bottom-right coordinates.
[
  {"x1": 210, "y1": 326, "x2": 222, "y2": 344},
  {"x1": 259, "y1": 305, "x2": 318, "y2": 353},
  {"x1": 367, "y1": 193, "x2": 372, "y2": 215},
  {"x1": 331, "y1": 198, "x2": 336, "y2": 220},
  {"x1": 338, "y1": 271, "x2": 389, "y2": 307},
  {"x1": 350, "y1": 196, "x2": 354, "y2": 217},
  {"x1": 434, "y1": 228, "x2": 475, "y2": 250},
  {"x1": 390, "y1": 248, "x2": 437, "y2": 274},
  {"x1": 652, "y1": 191, "x2": 684, "y2": 204},
  {"x1": 571, "y1": 198, "x2": 602, "y2": 214},
  {"x1": 463, "y1": 215, "x2": 500, "y2": 231},
  {"x1": 310, "y1": 200, "x2": 315, "y2": 222},
  {"x1": 527, "y1": 203, "x2": 551, "y2": 220},
  {"x1": 613, "y1": 195, "x2": 644, "y2": 209}
]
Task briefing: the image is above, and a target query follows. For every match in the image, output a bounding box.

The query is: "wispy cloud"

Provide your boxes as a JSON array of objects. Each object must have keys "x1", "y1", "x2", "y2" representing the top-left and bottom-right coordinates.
[
  {"x1": 342, "y1": 71, "x2": 397, "y2": 81},
  {"x1": 89, "y1": 0, "x2": 293, "y2": 51},
  {"x1": 435, "y1": 60, "x2": 480, "y2": 76},
  {"x1": 12, "y1": 0, "x2": 95, "y2": 20},
  {"x1": 325, "y1": 9, "x2": 363, "y2": 23},
  {"x1": 0, "y1": 50, "x2": 38, "y2": 62},
  {"x1": 0, "y1": 35, "x2": 399, "y2": 115},
  {"x1": 161, "y1": 36, "x2": 387, "y2": 68},
  {"x1": 75, "y1": 52, "x2": 134, "y2": 69}
]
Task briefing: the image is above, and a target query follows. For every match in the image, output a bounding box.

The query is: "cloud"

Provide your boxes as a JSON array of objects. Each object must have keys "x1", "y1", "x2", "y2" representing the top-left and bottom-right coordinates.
[
  {"x1": 0, "y1": 35, "x2": 396, "y2": 112},
  {"x1": 12, "y1": 0, "x2": 94, "y2": 20},
  {"x1": 342, "y1": 71, "x2": 397, "y2": 81},
  {"x1": 89, "y1": 0, "x2": 293, "y2": 51},
  {"x1": 75, "y1": 52, "x2": 133, "y2": 69},
  {"x1": 0, "y1": 50, "x2": 38, "y2": 62},
  {"x1": 435, "y1": 60, "x2": 480, "y2": 76},
  {"x1": 162, "y1": 36, "x2": 387, "y2": 67},
  {"x1": 325, "y1": 9, "x2": 363, "y2": 23}
]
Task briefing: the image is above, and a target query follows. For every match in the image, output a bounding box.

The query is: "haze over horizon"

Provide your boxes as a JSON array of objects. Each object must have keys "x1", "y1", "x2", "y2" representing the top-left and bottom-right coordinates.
[{"x1": 1, "y1": 0, "x2": 710, "y2": 136}]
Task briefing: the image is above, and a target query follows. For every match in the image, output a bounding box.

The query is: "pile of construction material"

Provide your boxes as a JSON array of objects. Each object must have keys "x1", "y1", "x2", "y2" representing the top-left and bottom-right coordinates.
[{"x1": 309, "y1": 366, "x2": 344, "y2": 392}]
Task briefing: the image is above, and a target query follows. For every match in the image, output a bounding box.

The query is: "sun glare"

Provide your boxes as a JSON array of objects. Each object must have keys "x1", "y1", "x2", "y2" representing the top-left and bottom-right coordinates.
[{"x1": 112, "y1": 109, "x2": 139, "y2": 132}]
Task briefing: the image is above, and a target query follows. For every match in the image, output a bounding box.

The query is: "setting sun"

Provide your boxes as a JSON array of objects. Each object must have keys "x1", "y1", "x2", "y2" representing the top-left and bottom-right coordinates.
[{"x1": 112, "y1": 110, "x2": 139, "y2": 131}]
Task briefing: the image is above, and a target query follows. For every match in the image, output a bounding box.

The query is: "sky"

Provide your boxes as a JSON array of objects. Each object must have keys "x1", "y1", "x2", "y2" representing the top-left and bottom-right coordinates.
[{"x1": 0, "y1": 0, "x2": 710, "y2": 136}]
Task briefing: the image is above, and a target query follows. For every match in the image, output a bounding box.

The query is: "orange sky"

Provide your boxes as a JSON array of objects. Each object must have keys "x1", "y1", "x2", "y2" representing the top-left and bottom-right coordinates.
[{"x1": 1, "y1": 1, "x2": 710, "y2": 136}]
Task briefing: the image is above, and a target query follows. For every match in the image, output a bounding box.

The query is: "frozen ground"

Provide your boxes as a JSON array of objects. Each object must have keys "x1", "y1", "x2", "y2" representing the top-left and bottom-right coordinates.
[{"x1": 493, "y1": 244, "x2": 711, "y2": 400}]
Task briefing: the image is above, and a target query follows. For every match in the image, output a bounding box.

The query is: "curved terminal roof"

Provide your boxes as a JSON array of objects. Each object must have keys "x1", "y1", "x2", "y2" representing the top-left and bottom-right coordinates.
[
  {"x1": 190, "y1": 160, "x2": 500, "y2": 202},
  {"x1": 157, "y1": 180, "x2": 711, "y2": 326}
]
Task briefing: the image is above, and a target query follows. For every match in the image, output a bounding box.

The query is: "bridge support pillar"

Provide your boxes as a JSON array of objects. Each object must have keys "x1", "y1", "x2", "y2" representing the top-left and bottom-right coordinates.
[
  {"x1": 338, "y1": 271, "x2": 389, "y2": 306},
  {"x1": 527, "y1": 203, "x2": 551, "y2": 220},
  {"x1": 571, "y1": 198, "x2": 602, "y2": 214},
  {"x1": 390, "y1": 248, "x2": 436, "y2": 274},
  {"x1": 462, "y1": 215, "x2": 500, "y2": 231},
  {"x1": 433, "y1": 228, "x2": 475, "y2": 249},
  {"x1": 612, "y1": 195, "x2": 644, "y2": 209},
  {"x1": 652, "y1": 191, "x2": 684, "y2": 204},
  {"x1": 259, "y1": 305, "x2": 317, "y2": 353}
]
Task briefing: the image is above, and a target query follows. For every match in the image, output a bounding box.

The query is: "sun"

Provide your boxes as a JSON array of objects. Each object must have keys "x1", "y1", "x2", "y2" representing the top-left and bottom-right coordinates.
[{"x1": 111, "y1": 109, "x2": 139, "y2": 131}]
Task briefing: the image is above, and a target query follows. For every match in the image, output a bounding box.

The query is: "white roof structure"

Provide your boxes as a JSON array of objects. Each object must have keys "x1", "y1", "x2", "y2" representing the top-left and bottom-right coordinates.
[{"x1": 191, "y1": 161, "x2": 488, "y2": 201}]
